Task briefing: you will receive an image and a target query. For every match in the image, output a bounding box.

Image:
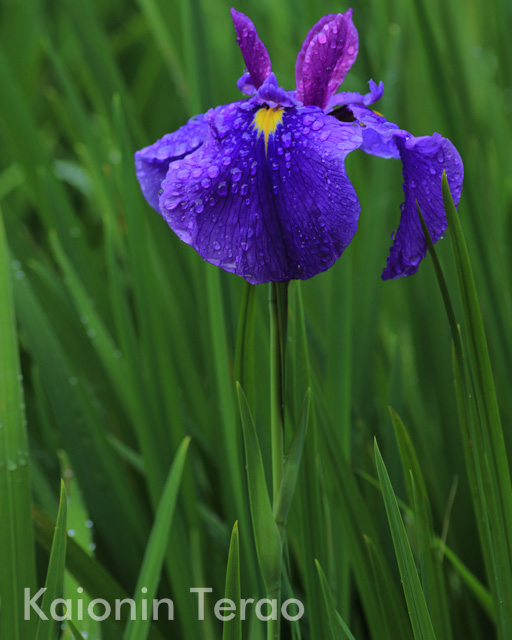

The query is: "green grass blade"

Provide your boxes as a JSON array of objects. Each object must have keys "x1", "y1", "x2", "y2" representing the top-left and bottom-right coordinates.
[
  {"x1": 222, "y1": 522, "x2": 242, "y2": 640},
  {"x1": 389, "y1": 408, "x2": 453, "y2": 640},
  {"x1": 123, "y1": 436, "x2": 191, "y2": 640},
  {"x1": 315, "y1": 560, "x2": 353, "y2": 640},
  {"x1": 0, "y1": 206, "x2": 37, "y2": 639},
  {"x1": 67, "y1": 619, "x2": 87, "y2": 640},
  {"x1": 33, "y1": 507, "x2": 165, "y2": 640},
  {"x1": 374, "y1": 440, "x2": 436, "y2": 640},
  {"x1": 438, "y1": 542, "x2": 493, "y2": 619},
  {"x1": 35, "y1": 481, "x2": 68, "y2": 640},
  {"x1": 275, "y1": 389, "x2": 310, "y2": 529},
  {"x1": 236, "y1": 382, "x2": 282, "y2": 596}
]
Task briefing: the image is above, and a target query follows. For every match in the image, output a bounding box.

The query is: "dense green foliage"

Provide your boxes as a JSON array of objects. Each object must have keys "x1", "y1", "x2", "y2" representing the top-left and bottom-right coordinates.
[{"x1": 1, "y1": 0, "x2": 511, "y2": 638}]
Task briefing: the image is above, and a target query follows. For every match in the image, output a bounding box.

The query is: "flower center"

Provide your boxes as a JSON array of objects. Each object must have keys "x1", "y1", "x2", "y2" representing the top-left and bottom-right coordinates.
[{"x1": 253, "y1": 107, "x2": 284, "y2": 155}]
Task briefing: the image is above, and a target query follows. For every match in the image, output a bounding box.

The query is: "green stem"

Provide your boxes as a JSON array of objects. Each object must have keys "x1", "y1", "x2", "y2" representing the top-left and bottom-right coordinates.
[{"x1": 267, "y1": 588, "x2": 282, "y2": 640}]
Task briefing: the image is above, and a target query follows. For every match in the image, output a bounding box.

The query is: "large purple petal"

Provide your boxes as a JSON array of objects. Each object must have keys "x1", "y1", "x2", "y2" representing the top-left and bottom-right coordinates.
[
  {"x1": 135, "y1": 115, "x2": 208, "y2": 211},
  {"x1": 158, "y1": 101, "x2": 363, "y2": 284},
  {"x1": 231, "y1": 9, "x2": 272, "y2": 90},
  {"x1": 382, "y1": 133, "x2": 464, "y2": 279},
  {"x1": 295, "y1": 11, "x2": 358, "y2": 109}
]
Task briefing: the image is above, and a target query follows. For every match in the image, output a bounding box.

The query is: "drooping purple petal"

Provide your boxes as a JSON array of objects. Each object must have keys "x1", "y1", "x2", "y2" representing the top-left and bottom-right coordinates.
[
  {"x1": 343, "y1": 103, "x2": 402, "y2": 158},
  {"x1": 382, "y1": 133, "x2": 464, "y2": 279},
  {"x1": 295, "y1": 10, "x2": 358, "y2": 109},
  {"x1": 231, "y1": 9, "x2": 272, "y2": 90},
  {"x1": 134, "y1": 115, "x2": 208, "y2": 211},
  {"x1": 326, "y1": 79, "x2": 384, "y2": 112},
  {"x1": 158, "y1": 101, "x2": 363, "y2": 284}
]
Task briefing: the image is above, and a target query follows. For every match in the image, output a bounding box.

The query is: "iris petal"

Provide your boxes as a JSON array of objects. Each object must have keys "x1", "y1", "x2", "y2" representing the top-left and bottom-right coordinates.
[
  {"x1": 344, "y1": 104, "x2": 402, "y2": 158},
  {"x1": 343, "y1": 104, "x2": 463, "y2": 277},
  {"x1": 295, "y1": 11, "x2": 358, "y2": 109},
  {"x1": 327, "y1": 79, "x2": 384, "y2": 112},
  {"x1": 158, "y1": 102, "x2": 363, "y2": 284},
  {"x1": 383, "y1": 133, "x2": 464, "y2": 279},
  {"x1": 134, "y1": 115, "x2": 208, "y2": 211},
  {"x1": 231, "y1": 9, "x2": 272, "y2": 90}
]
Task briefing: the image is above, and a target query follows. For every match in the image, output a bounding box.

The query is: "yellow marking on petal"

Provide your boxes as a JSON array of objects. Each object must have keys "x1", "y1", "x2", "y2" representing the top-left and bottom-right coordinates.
[
  {"x1": 253, "y1": 107, "x2": 284, "y2": 156},
  {"x1": 372, "y1": 109, "x2": 383, "y2": 117}
]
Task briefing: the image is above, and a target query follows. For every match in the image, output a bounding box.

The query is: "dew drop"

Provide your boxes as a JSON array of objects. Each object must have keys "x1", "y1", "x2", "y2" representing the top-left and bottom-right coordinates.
[
  {"x1": 240, "y1": 183, "x2": 248, "y2": 196},
  {"x1": 217, "y1": 182, "x2": 228, "y2": 196},
  {"x1": 282, "y1": 132, "x2": 292, "y2": 148},
  {"x1": 201, "y1": 178, "x2": 211, "y2": 189},
  {"x1": 164, "y1": 198, "x2": 180, "y2": 210},
  {"x1": 177, "y1": 169, "x2": 190, "y2": 180},
  {"x1": 312, "y1": 120, "x2": 324, "y2": 131},
  {"x1": 194, "y1": 200, "x2": 204, "y2": 213},
  {"x1": 232, "y1": 168, "x2": 242, "y2": 182},
  {"x1": 318, "y1": 32, "x2": 327, "y2": 44},
  {"x1": 212, "y1": 241, "x2": 221, "y2": 251},
  {"x1": 207, "y1": 165, "x2": 220, "y2": 179}
]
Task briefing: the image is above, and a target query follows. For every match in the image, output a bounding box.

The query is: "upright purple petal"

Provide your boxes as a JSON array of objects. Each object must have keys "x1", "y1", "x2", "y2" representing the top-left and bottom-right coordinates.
[
  {"x1": 295, "y1": 10, "x2": 358, "y2": 109},
  {"x1": 326, "y1": 79, "x2": 384, "y2": 112},
  {"x1": 231, "y1": 9, "x2": 272, "y2": 90},
  {"x1": 135, "y1": 115, "x2": 208, "y2": 211},
  {"x1": 382, "y1": 133, "x2": 464, "y2": 279},
  {"x1": 158, "y1": 101, "x2": 363, "y2": 284}
]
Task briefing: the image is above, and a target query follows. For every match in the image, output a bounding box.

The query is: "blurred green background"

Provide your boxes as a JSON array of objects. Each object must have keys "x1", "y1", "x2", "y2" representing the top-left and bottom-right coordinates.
[{"x1": 1, "y1": 0, "x2": 511, "y2": 638}]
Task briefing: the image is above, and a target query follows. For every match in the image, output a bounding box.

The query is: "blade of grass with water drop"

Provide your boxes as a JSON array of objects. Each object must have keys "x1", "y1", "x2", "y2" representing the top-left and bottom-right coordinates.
[
  {"x1": 14, "y1": 273, "x2": 147, "y2": 583},
  {"x1": 0, "y1": 207, "x2": 37, "y2": 639}
]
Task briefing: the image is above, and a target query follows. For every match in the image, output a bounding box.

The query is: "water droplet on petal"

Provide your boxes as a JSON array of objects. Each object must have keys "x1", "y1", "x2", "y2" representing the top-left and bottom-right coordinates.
[
  {"x1": 232, "y1": 168, "x2": 242, "y2": 182},
  {"x1": 282, "y1": 132, "x2": 292, "y2": 148},
  {"x1": 318, "y1": 32, "x2": 327, "y2": 44},
  {"x1": 207, "y1": 165, "x2": 220, "y2": 179},
  {"x1": 212, "y1": 241, "x2": 221, "y2": 250},
  {"x1": 217, "y1": 181, "x2": 228, "y2": 196},
  {"x1": 201, "y1": 178, "x2": 212, "y2": 189},
  {"x1": 194, "y1": 200, "x2": 204, "y2": 213}
]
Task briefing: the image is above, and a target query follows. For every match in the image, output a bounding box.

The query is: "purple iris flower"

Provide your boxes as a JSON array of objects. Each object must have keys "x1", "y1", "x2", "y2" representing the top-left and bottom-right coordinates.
[{"x1": 135, "y1": 9, "x2": 463, "y2": 284}]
